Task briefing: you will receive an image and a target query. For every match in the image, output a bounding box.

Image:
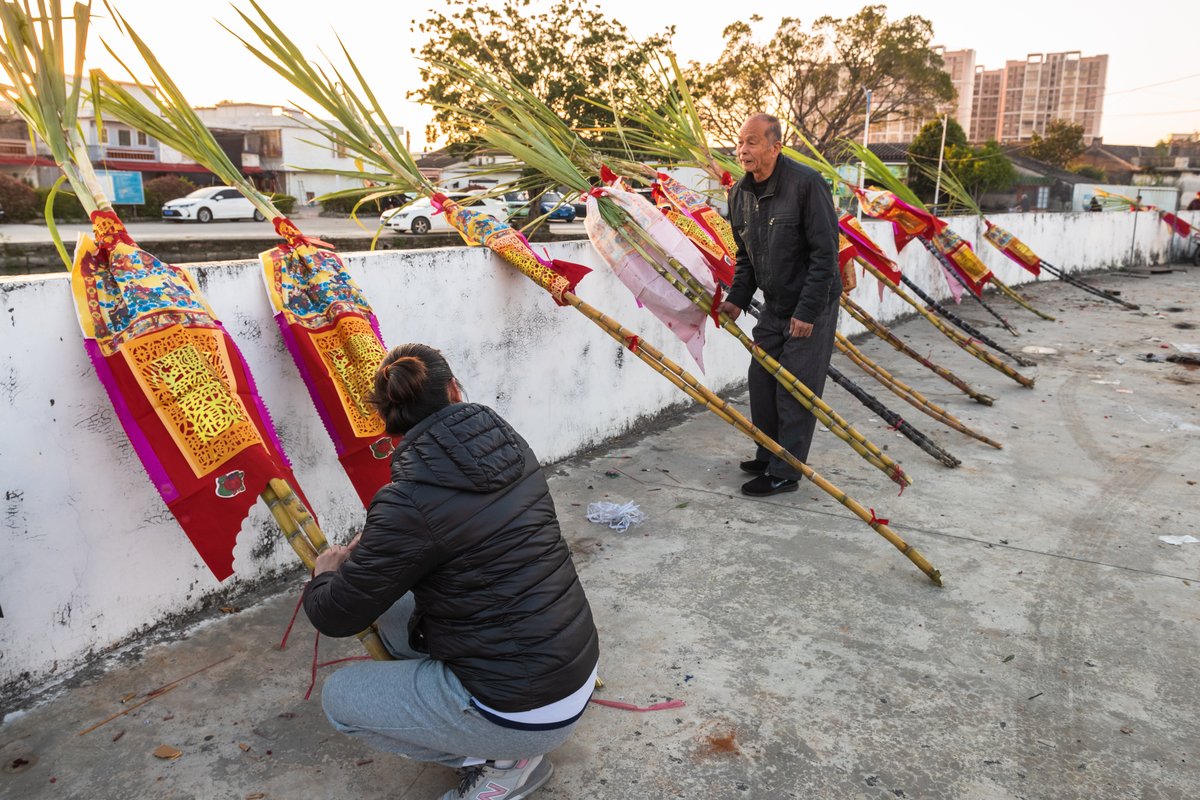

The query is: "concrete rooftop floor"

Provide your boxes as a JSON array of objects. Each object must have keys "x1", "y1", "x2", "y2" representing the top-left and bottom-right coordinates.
[{"x1": 2, "y1": 266, "x2": 1198, "y2": 800}]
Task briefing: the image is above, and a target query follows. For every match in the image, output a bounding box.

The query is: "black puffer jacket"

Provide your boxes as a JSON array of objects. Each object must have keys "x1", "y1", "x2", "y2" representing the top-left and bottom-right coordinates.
[
  {"x1": 304, "y1": 403, "x2": 600, "y2": 712},
  {"x1": 726, "y1": 156, "x2": 841, "y2": 323}
]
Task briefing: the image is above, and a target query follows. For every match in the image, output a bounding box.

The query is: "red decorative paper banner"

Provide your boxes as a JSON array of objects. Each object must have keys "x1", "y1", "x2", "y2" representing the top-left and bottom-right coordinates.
[
  {"x1": 1159, "y1": 211, "x2": 1193, "y2": 240},
  {"x1": 72, "y1": 212, "x2": 308, "y2": 580},
  {"x1": 930, "y1": 228, "x2": 992, "y2": 297},
  {"x1": 982, "y1": 221, "x2": 1042, "y2": 276},
  {"x1": 855, "y1": 188, "x2": 946, "y2": 253},
  {"x1": 652, "y1": 172, "x2": 736, "y2": 287},
  {"x1": 260, "y1": 239, "x2": 398, "y2": 508},
  {"x1": 838, "y1": 213, "x2": 903, "y2": 286},
  {"x1": 837, "y1": 233, "x2": 858, "y2": 292}
]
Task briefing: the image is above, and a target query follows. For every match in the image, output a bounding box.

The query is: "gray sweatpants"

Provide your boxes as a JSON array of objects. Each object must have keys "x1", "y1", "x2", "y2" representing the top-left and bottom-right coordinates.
[
  {"x1": 748, "y1": 296, "x2": 840, "y2": 480},
  {"x1": 320, "y1": 594, "x2": 581, "y2": 767}
]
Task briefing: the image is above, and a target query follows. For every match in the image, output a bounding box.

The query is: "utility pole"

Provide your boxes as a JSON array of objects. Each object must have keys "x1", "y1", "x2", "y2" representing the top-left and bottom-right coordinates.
[
  {"x1": 857, "y1": 88, "x2": 872, "y2": 222},
  {"x1": 933, "y1": 114, "x2": 949, "y2": 209}
]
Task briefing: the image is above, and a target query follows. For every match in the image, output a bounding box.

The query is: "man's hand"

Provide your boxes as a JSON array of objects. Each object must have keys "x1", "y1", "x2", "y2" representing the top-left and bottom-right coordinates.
[
  {"x1": 313, "y1": 535, "x2": 361, "y2": 577},
  {"x1": 718, "y1": 301, "x2": 742, "y2": 321},
  {"x1": 788, "y1": 318, "x2": 814, "y2": 338}
]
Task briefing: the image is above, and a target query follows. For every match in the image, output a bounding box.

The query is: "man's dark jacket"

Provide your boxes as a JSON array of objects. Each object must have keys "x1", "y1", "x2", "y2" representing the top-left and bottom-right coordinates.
[
  {"x1": 304, "y1": 403, "x2": 600, "y2": 712},
  {"x1": 725, "y1": 156, "x2": 841, "y2": 322}
]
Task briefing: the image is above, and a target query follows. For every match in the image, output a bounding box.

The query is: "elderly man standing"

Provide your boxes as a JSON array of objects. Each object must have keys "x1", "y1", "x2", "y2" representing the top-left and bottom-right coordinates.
[{"x1": 718, "y1": 113, "x2": 841, "y2": 497}]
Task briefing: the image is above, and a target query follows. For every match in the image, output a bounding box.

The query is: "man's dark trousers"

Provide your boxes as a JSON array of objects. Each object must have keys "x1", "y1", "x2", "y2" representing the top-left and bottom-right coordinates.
[{"x1": 748, "y1": 295, "x2": 839, "y2": 480}]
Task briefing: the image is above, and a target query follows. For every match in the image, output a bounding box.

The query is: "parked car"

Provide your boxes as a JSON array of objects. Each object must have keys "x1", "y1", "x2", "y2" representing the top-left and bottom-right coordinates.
[
  {"x1": 162, "y1": 186, "x2": 263, "y2": 223},
  {"x1": 538, "y1": 191, "x2": 576, "y2": 222},
  {"x1": 379, "y1": 194, "x2": 508, "y2": 234},
  {"x1": 502, "y1": 191, "x2": 529, "y2": 218}
]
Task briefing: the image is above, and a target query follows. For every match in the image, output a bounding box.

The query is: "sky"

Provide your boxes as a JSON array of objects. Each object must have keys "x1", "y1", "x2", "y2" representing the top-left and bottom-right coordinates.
[{"x1": 82, "y1": 0, "x2": 1200, "y2": 150}]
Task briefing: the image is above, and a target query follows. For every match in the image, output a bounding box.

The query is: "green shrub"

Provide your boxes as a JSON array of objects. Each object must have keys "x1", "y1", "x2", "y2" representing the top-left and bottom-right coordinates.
[
  {"x1": 135, "y1": 175, "x2": 197, "y2": 218},
  {"x1": 268, "y1": 193, "x2": 296, "y2": 215},
  {"x1": 318, "y1": 193, "x2": 360, "y2": 215},
  {"x1": 35, "y1": 186, "x2": 88, "y2": 222},
  {"x1": 0, "y1": 174, "x2": 39, "y2": 221},
  {"x1": 318, "y1": 193, "x2": 400, "y2": 216}
]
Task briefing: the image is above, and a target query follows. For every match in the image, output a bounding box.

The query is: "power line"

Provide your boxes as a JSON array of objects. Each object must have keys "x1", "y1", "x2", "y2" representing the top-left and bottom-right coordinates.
[
  {"x1": 1105, "y1": 71, "x2": 1200, "y2": 96},
  {"x1": 1108, "y1": 108, "x2": 1200, "y2": 117}
]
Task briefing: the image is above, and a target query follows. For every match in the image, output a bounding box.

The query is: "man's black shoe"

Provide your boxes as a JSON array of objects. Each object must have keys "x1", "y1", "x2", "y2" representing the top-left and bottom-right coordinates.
[
  {"x1": 739, "y1": 459, "x2": 768, "y2": 475},
  {"x1": 741, "y1": 474, "x2": 799, "y2": 497}
]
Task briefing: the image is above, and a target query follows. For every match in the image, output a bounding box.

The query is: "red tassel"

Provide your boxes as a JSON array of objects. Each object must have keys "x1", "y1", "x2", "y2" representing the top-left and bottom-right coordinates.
[
  {"x1": 278, "y1": 587, "x2": 306, "y2": 650},
  {"x1": 720, "y1": 171, "x2": 733, "y2": 188},
  {"x1": 590, "y1": 698, "x2": 686, "y2": 712}
]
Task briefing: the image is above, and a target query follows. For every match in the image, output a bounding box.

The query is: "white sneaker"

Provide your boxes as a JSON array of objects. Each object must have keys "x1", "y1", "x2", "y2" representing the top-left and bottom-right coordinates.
[{"x1": 440, "y1": 755, "x2": 554, "y2": 800}]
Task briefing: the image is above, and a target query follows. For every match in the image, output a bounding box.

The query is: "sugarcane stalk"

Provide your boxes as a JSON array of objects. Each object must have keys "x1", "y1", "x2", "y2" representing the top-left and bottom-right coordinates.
[
  {"x1": 563, "y1": 291, "x2": 943, "y2": 586},
  {"x1": 268, "y1": 478, "x2": 328, "y2": 551},
  {"x1": 898, "y1": 273, "x2": 1037, "y2": 371},
  {"x1": 615, "y1": 221, "x2": 911, "y2": 488},
  {"x1": 740, "y1": 297, "x2": 961, "y2": 467},
  {"x1": 919, "y1": 238, "x2": 1020, "y2": 336},
  {"x1": 839, "y1": 294, "x2": 994, "y2": 405},
  {"x1": 858, "y1": 259, "x2": 1036, "y2": 386},
  {"x1": 991, "y1": 277, "x2": 1056, "y2": 321},
  {"x1": 1040, "y1": 261, "x2": 1140, "y2": 310},
  {"x1": 827, "y1": 364, "x2": 961, "y2": 468},
  {"x1": 261, "y1": 480, "x2": 392, "y2": 661},
  {"x1": 836, "y1": 334, "x2": 1004, "y2": 449}
]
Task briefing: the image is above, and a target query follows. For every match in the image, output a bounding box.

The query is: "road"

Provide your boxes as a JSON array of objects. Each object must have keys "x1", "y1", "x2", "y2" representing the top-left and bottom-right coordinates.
[{"x1": 0, "y1": 207, "x2": 588, "y2": 243}]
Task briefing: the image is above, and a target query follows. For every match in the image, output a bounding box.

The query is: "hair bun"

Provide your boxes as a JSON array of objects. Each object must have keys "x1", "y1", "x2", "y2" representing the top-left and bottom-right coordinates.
[{"x1": 385, "y1": 356, "x2": 428, "y2": 404}]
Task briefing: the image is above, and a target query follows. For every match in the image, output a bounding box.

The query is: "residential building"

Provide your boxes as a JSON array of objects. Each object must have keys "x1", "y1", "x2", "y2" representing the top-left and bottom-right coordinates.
[
  {"x1": 972, "y1": 52, "x2": 1107, "y2": 144},
  {"x1": 0, "y1": 83, "x2": 230, "y2": 190},
  {"x1": 194, "y1": 102, "x2": 403, "y2": 203},
  {"x1": 874, "y1": 48, "x2": 976, "y2": 143}
]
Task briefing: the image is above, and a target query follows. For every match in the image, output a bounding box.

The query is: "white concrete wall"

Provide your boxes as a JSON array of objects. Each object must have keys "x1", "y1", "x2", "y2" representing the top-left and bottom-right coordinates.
[{"x1": 0, "y1": 210, "x2": 1181, "y2": 700}]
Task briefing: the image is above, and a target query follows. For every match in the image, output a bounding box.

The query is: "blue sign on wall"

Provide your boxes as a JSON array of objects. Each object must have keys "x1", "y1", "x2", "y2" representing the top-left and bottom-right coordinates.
[{"x1": 95, "y1": 170, "x2": 145, "y2": 205}]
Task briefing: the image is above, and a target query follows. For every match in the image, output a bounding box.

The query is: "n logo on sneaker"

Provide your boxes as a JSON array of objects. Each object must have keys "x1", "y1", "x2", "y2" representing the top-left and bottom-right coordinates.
[{"x1": 476, "y1": 784, "x2": 509, "y2": 800}]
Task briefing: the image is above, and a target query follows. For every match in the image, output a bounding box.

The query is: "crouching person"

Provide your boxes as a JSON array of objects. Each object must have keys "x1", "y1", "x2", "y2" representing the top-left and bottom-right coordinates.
[{"x1": 304, "y1": 343, "x2": 600, "y2": 800}]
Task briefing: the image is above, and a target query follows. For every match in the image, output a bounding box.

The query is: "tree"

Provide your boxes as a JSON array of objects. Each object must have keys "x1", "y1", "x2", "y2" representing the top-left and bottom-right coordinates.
[
  {"x1": 0, "y1": 174, "x2": 38, "y2": 222},
  {"x1": 1072, "y1": 164, "x2": 1106, "y2": 182},
  {"x1": 906, "y1": 117, "x2": 966, "y2": 202},
  {"x1": 687, "y1": 6, "x2": 954, "y2": 150},
  {"x1": 1024, "y1": 120, "x2": 1086, "y2": 167},
  {"x1": 948, "y1": 141, "x2": 1016, "y2": 205},
  {"x1": 412, "y1": 0, "x2": 672, "y2": 146}
]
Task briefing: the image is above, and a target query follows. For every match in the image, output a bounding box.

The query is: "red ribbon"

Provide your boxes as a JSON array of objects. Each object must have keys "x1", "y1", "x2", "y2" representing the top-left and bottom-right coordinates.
[
  {"x1": 278, "y1": 588, "x2": 306, "y2": 650},
  {"x1": 589, "y1": 698, "x2": 686, "y2": 712},
  {"x1": 888, "y1": 418, "x2": 904, "y2": 431},
  {"x1": 891, "y1": 465, "x2": 907, "y2": 495},
  {"x1": 720, "y1": 171, "x2": 733, "y2": 188},
  {"x1": 710, "y1": 284, "x2": 724, "y2": 328},
  {"x1": 624, "y1": 335, "x2": 640, "y2": 353},
  {"x1": 274, "y1": 216, "x2": 335, "y2": 251},
  {"x1": 868, "y1": 508, "x2": 889, "y2": 527},
  {"x1": 600, "y1": 164, "x2": 618, "y2": 184}
]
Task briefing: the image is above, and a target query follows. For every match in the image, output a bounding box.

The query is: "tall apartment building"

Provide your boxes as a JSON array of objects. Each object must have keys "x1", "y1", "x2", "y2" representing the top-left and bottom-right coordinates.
[
  {"x1": 874, "y1": 48, "x2": 976, "y2": 143},
  {"x1": 872, "y1": 49, "x2": 1107, "y2": 146},
  {"x1": 971, "y1": 52, "x2": 1107, "y2": 143}
]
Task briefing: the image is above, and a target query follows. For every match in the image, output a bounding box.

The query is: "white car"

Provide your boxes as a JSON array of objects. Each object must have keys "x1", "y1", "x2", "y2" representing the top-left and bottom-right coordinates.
[
  {"x1": 162, "y1": 186, "x2": 263, "y2": 223},
  {"x1": 380, "y1": 194, "x2": 508, "y2": 234}
]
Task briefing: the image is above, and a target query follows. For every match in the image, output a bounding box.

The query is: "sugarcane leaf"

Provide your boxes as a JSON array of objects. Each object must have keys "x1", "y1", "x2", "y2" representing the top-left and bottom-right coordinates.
[
  {"x1": 840, "y1": 139, "x2": 924, "y2": 208},
  {"x1": 44, "y1": 173, "x2": 71, "y2": 270}
]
